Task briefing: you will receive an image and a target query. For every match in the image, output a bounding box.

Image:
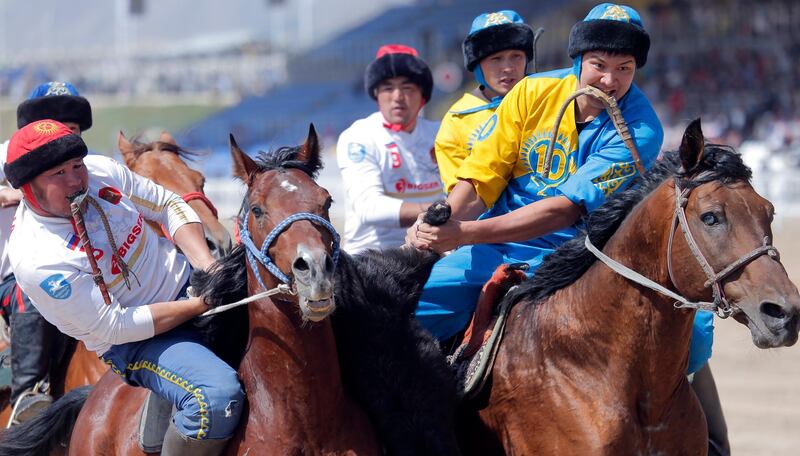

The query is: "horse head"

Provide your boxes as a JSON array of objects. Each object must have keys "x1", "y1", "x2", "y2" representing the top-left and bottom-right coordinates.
[
  {"x1": 118, "y1": 131, "x2": 233, "y2": 258},
  {"x1": 230, "y1": 125, "x2": 337, "y2": 323},
  {"x1": 669, "y1": 119, "x2": 800, "y2": 348}
]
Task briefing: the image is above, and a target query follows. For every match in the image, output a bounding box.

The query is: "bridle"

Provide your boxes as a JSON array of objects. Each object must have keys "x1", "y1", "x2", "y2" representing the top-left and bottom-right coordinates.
[
  {"x1": 586, "y1": 174, "x2": 780, "y2": 318},
  {"x1": 238, "y1": 210, "x2": 340, "y2": 291},
  {"x1": 665, "y1": 176, "x2": 779, "y2": 317}
]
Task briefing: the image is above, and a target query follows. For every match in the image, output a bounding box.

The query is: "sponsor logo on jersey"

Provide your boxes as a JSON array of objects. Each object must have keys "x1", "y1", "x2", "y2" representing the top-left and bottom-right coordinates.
[
  {"x1": 39, "y1": 273, "x2": 72, "y2": 300},
  {"x1": 111, "y1": 214, "x2": 144, "y2": 275},
  {"x1": 394, "y1": 178, "x2": 441, "y2": 193},
  {"x1": 99, "y1": 187, "x2": 122, "y2": 205}
]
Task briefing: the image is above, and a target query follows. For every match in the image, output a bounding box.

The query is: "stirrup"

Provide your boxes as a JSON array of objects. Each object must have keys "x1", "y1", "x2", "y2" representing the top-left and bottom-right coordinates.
[{"x1": 6, "y1": 381, "x2": 52, "y2": 428}]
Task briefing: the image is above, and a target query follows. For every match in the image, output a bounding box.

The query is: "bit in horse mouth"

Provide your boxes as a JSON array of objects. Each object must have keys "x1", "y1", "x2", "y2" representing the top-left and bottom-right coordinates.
[{"x1": 300, "y1": 296, "x2": 334, "y2": 313}]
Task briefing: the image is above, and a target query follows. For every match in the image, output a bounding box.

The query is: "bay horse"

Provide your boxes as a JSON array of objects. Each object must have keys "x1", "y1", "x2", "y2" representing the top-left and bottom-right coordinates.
[
  {"x1": 455, "y1": 119, "x2": 800, "y2": 455},
  {"x1": 118, "y1": 131, "x2": 232, "y2": 258},
  {"x1": 0, "y1": 126, "x2": 461, "y2": 455}
]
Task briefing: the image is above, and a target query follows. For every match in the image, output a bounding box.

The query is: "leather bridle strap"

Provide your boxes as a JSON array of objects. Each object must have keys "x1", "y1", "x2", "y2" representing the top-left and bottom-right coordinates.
[
  {"x1": 182, "y1": 192, "x2": 219, "y2": 218},
  {"x1": 667, "y1": 179, "x2": 780, "y2": 317}
]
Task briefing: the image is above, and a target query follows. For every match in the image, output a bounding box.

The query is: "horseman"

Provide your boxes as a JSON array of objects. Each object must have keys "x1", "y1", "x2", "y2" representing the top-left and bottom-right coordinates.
[
  {"x1": 436, "y1": 10, "x2": 534, "y2": 194},
  {"x1": 337, "y1": 44, "x2": 444, "y2": 253},
  {"x1": 4, "y1": 120, "x2": 242, "y2": 455},
  {"x1": 408, "y1": 2, "x2": 727, "y2": 451},
  {"x1": 0, "y1": 81, "x2": 91, "y2": 423}
]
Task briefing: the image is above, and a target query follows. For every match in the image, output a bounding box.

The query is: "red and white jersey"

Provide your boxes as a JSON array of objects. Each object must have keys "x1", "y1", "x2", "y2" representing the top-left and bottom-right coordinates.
[
  {"x1": 337, "y1": 112, "x2": 443, "y2": 253},
  {"x1": 8, "y1": 155, "x2": 200, "y2": 355}
]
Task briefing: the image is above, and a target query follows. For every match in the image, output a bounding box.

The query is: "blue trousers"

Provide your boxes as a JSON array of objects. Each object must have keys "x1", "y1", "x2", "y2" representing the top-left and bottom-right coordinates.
[
  {"x1": 414, "y1": 243, "x2": 714, "y2": 374},
  {"x1": 100, "y1": 281, "x2": 244, "y2": 440}
]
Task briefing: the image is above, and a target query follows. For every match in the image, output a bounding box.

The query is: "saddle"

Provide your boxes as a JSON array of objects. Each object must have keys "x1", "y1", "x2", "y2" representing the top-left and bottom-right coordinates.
[
  {"x1": 447, "y1": 263, "x2": 528, "y2": 399},
  {"x1": 137, "y1": 391, "x2": 174, "y2": 452}
]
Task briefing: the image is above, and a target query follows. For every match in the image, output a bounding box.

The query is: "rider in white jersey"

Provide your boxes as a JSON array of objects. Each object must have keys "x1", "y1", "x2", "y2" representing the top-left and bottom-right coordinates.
[
  {"x1": 9, "y1": 153, "x2": 196, "y2": 355},
  {"x1": 337, "y1": 44, "x2": 444, "y2": 253},
  {"x1": 5, "y1": 120, "x2": 242, "y2": 455}
]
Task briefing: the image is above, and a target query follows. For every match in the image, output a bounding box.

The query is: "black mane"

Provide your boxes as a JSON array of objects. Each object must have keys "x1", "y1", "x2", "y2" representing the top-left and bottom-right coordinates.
[
  {"x1": 506, "y1": 144, "x2": 753, "y2": 307},
  {"x1": 131, "y1": 138, "x2": 200, "y2": 161},
  {"x1": 253, "y1": 145, "x2": 323, "y2": 178}
]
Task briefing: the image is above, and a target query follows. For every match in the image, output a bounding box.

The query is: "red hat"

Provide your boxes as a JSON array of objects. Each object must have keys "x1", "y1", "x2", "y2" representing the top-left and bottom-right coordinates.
[{"x1": 5, "y1": 120, "x2": 88, "y2": 189}]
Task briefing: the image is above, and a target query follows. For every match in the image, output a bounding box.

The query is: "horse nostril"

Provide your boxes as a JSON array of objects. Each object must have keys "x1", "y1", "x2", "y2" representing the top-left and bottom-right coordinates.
[
  {"x1": 293, "y1": 257, "x2": 310, "y2": 273},
  {"x1": 760, "y1": 302, "x2": 788, "y2": 321},
  {"x1": 324, "y1": 254, "x2": 334, "y2": 274}
]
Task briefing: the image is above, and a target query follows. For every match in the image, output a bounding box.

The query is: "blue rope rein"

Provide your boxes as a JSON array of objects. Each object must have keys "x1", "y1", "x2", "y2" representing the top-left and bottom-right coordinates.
[{"x1": 239, "y1": 211, "x2": 340, "y2": 290}]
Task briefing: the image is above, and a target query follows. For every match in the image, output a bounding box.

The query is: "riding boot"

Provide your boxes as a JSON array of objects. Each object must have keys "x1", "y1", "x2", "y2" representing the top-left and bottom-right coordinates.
[
  {"x1": 9, "y1": 311, "x2": 55, "y2": 423},
  {"x1": 690, "y1": 363, "x2": 730, "y2": 456},
  {"x1": 161, "y1": 421, "x2": 230, "y2": 456}
]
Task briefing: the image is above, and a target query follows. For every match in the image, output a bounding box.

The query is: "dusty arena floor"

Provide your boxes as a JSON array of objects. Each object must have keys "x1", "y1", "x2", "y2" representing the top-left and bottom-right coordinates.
[{"x1": 713, "y1": 217, "x2": 800, "y2": 455}]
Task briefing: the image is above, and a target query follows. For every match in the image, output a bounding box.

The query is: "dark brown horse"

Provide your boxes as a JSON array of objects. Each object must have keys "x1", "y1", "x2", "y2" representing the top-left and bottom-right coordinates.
[
  {"x1": 456, "y1": 120, "x2": 800, "y2": 455},
  {"x1": 18, "y1": 126, "x2": 380, "y2": 455},
  {"x1": 118, "y1": 131, "x2": 232, "y2": 258}
]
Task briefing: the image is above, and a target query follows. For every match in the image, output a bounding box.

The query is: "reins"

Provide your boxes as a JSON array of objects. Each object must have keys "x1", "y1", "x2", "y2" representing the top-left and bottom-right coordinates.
[{"x1": 585, "y1": 175, "x2": 781, "y2": 318}]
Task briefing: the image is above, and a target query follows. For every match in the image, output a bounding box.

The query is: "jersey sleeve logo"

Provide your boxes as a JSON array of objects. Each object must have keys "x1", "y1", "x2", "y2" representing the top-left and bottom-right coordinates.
[
  {"x1": 347, "y1": 143, "x2": 366, "y2": 163},
  {"x1": 99, "y1": 187, "x2": 122, "y2": 205},
  {"x1": 39, "y1": 273, "x2": 72, "y2": 300}
]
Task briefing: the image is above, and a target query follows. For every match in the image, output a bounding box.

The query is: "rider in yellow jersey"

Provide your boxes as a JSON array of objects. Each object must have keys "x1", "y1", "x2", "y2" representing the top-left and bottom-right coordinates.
[{"x1": 436, "y1": 10, "x2": 534, "y2": 193}]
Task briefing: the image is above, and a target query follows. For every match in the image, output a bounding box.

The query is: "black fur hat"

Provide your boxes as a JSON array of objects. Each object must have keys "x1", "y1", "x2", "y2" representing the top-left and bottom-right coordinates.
[
  {"x1": 16, "y1": 81, "x2": 92, "y2": 131},
  {"x1": 364, "y1": 44, "x2": 433, "y2": 102},
  {"x1": 463, "y1": 11, "x2": 534, "y2": 72},
  {"x1": 568, "y1": 3, "x2": 650, "y2": 68},
  {"x1": 5, "y1": 120, "x2": 88, "y2": 189}
]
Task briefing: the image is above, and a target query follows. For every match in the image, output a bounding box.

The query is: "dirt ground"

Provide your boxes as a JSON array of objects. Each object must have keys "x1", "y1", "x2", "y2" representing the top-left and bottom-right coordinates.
[{"x1": 711, "y1": 217, "x2": 800, "y2": 455}]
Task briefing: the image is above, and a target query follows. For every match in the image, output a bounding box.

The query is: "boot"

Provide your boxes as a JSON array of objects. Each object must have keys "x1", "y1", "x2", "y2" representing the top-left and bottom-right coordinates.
[
  {"x1": 690, "y1": 363, "x2": 730, "y2": 456},
  {"x1": 9, "y1": 312, "x2": 55, "y2": 423},
  {"x1": 161, "y1": 421, "x2": 230, "y2": 456}
]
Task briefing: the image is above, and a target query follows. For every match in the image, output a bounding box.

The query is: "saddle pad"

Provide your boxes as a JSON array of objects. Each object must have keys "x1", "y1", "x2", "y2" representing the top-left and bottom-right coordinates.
[
  {"x1": 137, "y1": 391, "x2": 174, "y2": 453},
  {"x1": 447, "y1": 263, "x2": 527, "y2": 400}
]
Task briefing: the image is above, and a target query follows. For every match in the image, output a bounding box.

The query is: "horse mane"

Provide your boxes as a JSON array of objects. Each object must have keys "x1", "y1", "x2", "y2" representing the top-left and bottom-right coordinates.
[
  {"x1": 505, "y1": 144, "x2": 753, "y2": 307},
  {"x1": 129, "y1": 137, "x2": 201, "y2": 161},
  {"x1": 253, "y1": 145, "x2": 323, "y2": 179}
]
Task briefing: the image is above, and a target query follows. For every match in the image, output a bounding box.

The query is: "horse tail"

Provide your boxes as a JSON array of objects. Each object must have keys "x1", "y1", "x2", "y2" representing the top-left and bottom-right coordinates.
[{"x1": 0, "y1": 385, "x2": 91, "y2": 456}]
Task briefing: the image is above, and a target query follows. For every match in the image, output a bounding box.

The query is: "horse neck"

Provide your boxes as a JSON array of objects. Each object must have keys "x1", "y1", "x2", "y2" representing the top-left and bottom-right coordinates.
[
  {"x1": 524, "y1": 182, "x2": 695, "y2": 408},
  {"x1": 238, "y1": 277, "x2": 345, "y2": 416}
]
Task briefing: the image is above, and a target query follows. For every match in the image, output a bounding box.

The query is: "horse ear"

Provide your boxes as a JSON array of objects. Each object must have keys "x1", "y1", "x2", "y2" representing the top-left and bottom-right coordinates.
[
  {"x1": 118, "y1": 131, "x2": 136, "y2": 167},
  {"x1": 230, "y1": 134, "x2": 257, "y2": 182},
  {"x1": 159, "y1": 130, "x2": 177, "y2": 145},
  {"x1": 679, "y1": 118, "x2": 705, "y2": 173},
  {"x1": 297, "y1": 124, "x2": 321, "y2": 171}
]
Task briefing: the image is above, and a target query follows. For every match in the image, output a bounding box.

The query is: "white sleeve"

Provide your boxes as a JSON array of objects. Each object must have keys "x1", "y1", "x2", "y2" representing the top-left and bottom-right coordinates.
[
  {"x1": 102, "y1": 157, "x2": 201, "y2": 237},
  {"x1": 17, "y1": 265, "x2": 155, "y2": 345},
  {"x1": 0, "y1": 141, "x2": 10, "y2": 191},
  {"x1": 336, "y1": 130, "x2": 403, "y2": 227}
]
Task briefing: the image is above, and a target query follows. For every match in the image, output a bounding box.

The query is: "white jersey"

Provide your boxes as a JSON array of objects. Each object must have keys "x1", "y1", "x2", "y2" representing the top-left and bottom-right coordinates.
[
  {"x1": 337, "y1": 112, "x2": 443, "y2": 253},
  {"x1": 0, "y1": 141, "x2": 15, "y2": 280},
  {"x1": 8, "y1": 155, "x2": 201, "y2": 355}
]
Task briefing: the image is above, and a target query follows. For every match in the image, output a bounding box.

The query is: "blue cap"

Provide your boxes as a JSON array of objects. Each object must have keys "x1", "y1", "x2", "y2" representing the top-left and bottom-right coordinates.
[
  {"x1": 28, "y1": 81, "x2": 82, "y2": 99},
  {"x1": 463, "y1": 10, "x2": 533, "y2": 72},
  {"x1": 568, "y1": 3, "x2": 650, "y2": 68}
]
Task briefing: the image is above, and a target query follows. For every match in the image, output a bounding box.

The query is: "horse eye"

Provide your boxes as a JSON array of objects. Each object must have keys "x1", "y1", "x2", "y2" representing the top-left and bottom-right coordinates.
[
  {"x1": 251, "y1": 206, "x2": 264, "y2": 218},
  {"x1": 701, "y1": 212, "x2": 719, "y2": 226}
]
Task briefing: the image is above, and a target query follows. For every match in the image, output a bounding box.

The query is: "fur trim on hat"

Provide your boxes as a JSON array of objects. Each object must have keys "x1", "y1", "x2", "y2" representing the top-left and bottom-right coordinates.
[
  {"x1": 17, "y1": 95, "x2": 93, "y2": 131},
  {"x1": 4, "y1": 134, "x2": 88, "y2": 188},
  {"x1": 568, "y1": 19, "x2": 650, "y2": 68},
  {"x1": 364, "y1": 53, "x2": 433, "y2": 102},
  {"x1": 463, "y1": 22, "x2": 534, "y2": 71}
]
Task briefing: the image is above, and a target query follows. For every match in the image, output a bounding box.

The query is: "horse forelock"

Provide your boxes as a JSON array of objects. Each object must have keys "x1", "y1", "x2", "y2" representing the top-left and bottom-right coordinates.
[
  {"x1": 506, "y1": 144, "x2": 752, "y2": 309},
  {"x1": 255, "y1": 145, "x2": 323, "y2": 179}
]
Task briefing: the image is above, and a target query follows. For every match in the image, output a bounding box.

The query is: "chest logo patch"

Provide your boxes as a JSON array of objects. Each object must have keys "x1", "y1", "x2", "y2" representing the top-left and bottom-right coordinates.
[{"x1": 39, "y1": 274, "x2": 72, "y2": 300}]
